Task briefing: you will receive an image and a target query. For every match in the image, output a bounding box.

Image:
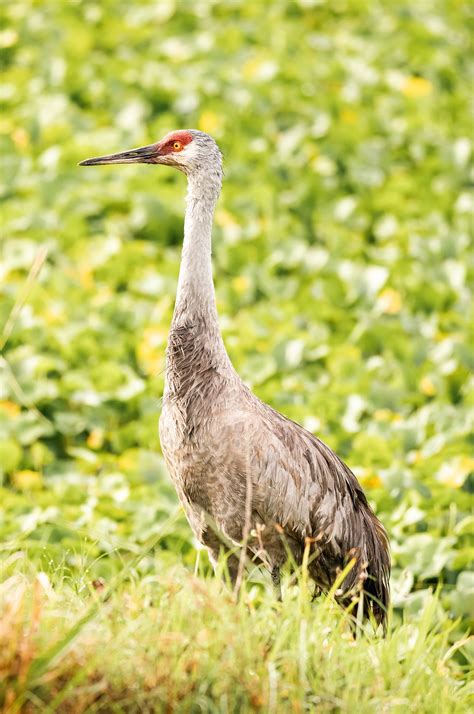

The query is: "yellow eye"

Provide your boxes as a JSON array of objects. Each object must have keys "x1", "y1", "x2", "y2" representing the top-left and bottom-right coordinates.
[{"x1": 173, "y1": 141, "x2": 182, "y2": 151}]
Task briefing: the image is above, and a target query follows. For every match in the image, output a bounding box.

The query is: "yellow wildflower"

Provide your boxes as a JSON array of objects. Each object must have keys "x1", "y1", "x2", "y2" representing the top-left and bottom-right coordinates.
[
  {"x1": 87, "y1": 429, "x2": 104, "y2": 450},
  {"x1": 198, "y1": 111, "x2": 220, "y2": 134},
  {"x1": 437, "y1": 456, "x2": 474, "y2": 489},
  {"x1": 401, "y1": 76, "x2": 433, "y2": 98},
  {"x1": 420, "y1": 376, "x2": 437, "y2": 396},
  {"x1": 12, "y1": 470, "x2": 42, "y2": 490},
  {"x1": 378, "y1": 288, "x2": 402, "y2": 314},
  {"x1": 0, "y1": 400, "x2": 20, "y2": 417}
]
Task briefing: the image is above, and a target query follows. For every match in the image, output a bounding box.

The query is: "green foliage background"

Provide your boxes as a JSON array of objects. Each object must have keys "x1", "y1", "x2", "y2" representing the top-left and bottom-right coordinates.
[{"x1": 1, "y1": 0, "x2": 472, "y2": 626}]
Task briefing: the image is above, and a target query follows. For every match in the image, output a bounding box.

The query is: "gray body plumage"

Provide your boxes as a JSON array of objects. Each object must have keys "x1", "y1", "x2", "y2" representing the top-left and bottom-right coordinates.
[{"x1": 159, "y1": 131, "x2": 390, "y2": 626}]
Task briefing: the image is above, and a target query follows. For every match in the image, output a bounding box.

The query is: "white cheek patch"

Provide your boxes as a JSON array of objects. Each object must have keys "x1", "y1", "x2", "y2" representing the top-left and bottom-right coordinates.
[{"x1": 179, "y1": 142, "x2": 198, "y2": 160}]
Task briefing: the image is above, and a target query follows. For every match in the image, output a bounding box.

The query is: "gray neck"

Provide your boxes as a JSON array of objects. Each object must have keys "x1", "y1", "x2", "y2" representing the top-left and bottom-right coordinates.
[
  {"x1": 173, "y1": 170, "x2": 221, "y2": 326},
  {"x1": 165, "y1": 167, "x2": 235, "y2": 402},
  {"x1": 164, "y1": 170, "x2": 234, "y2": 400}
]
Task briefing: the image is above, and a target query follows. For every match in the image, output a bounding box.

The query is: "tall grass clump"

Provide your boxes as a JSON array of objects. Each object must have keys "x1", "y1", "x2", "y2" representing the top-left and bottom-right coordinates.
[{"x1": 1, "y1": 552, "x2": 471, "y2": 713}]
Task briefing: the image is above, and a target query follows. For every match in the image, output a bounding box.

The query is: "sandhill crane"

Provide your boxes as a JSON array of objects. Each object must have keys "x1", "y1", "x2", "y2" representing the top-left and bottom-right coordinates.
[{"x1": 80, "y1": 130, "x2": 390, "y2": 628}]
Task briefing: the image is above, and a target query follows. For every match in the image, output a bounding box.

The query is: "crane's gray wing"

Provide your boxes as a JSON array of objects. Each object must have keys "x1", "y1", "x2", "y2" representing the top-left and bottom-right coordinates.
[
  {"x1": 249, "y1": 398, "x2": 390, "y2": 615},
  {"x1": 251, "y1": 400, "x2": 363, "y2": 543}
]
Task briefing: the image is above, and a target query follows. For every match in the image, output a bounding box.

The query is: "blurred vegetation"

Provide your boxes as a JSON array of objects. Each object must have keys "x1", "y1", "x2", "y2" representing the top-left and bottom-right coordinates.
[{"x1": 0, "y1": 0, "x2": 473, "y2": 650}]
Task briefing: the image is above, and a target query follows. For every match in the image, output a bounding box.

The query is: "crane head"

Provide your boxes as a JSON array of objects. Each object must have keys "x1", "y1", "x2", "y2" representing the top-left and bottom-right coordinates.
[{"x1": 79, "y1": 130, "x2": 222, "y2": 177}]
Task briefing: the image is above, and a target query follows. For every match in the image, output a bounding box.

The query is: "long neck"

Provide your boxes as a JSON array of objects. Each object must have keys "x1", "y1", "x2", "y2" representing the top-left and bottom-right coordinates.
[
  {"x1": 173, "y1": 170, "x2": 221, "y2": 326},
  {"x1": 166, "y1": 168, "x2": 234, "y2": 401}
]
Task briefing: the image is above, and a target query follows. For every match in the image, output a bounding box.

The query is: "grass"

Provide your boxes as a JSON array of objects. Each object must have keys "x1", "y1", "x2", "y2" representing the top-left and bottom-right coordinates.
[{"x1": 1, "y1": 546, "x2": 472, "y2": 713}]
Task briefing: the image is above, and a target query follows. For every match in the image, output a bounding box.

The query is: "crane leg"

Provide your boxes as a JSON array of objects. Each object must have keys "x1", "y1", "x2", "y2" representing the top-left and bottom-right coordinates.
[{"x1": 271, "y1": 565, "x2": 282, "y2": 600}]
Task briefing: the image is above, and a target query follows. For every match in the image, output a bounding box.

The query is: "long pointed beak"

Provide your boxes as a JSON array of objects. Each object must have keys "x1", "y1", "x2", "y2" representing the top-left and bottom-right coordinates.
[{"x1": 79, "y1": 143, "x2": 159, "y2": 166}]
